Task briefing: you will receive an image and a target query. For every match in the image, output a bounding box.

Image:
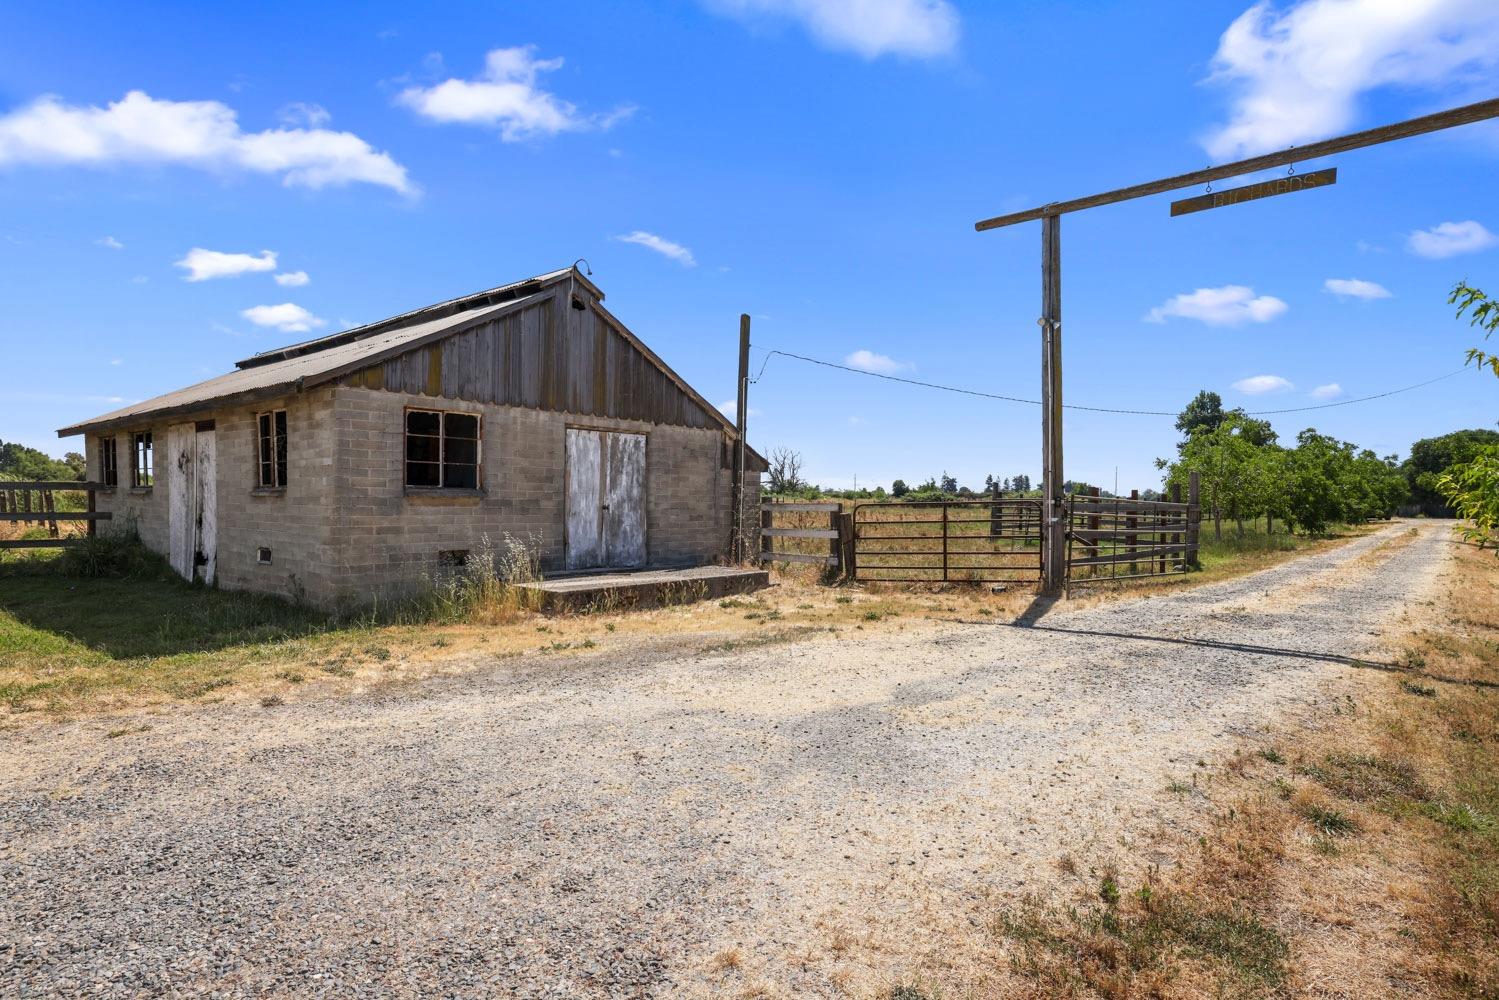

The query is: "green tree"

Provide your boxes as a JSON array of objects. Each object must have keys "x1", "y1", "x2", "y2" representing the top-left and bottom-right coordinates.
[
  {"x1": 1281, "y1": 430, "x2": 1349, "y2": 535},
  {"x1": 1451, "y1": 281, "x2": 1499, "y2": 378},
  {"x1": 1438, "y1": 447, "x2": 1499, "y2": 549},
  {"x1": 1175, "y1": 390, "x2": 1225, "y2": 438},
  {"x1": 0, "y1": 439, "x2": 82, "y2": 481},
  {"x1": 1159, "y1": 418, "x2": 1262, "y2": 539},
  {"x1": 891, "y1": 479, "x2": 909, "y2": 497}
]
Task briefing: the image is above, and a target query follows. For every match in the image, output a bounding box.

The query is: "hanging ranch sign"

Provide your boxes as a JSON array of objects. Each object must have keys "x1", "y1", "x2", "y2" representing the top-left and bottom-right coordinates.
[{"x1": 1170, "y1": 167, "x2": 1338, "y2": 217}]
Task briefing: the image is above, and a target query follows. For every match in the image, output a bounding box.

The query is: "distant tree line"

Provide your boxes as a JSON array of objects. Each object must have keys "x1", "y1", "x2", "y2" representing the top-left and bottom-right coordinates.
[
  {"x1": 1157, "y1": 390, "x2": 1408, "y2": 537},
  {"x1": 0, "y1": 439, "x2": 84, "y2": 482}
]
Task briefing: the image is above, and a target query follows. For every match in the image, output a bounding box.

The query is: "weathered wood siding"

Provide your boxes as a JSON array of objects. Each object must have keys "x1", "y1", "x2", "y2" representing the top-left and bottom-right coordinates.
[{"x1": 341, "y1": 292, "x2": 718, "y2": 430}]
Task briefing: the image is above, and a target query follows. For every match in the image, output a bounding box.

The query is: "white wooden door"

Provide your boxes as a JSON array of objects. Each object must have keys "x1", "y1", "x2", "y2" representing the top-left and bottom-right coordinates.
[
  {"x1": 565, "y1": 428, "x2": 647, "y2": 570},
  {"x1": 167, "y1": 422, "x2": 216, "y2": 584},
  {"x1": 167, "y1": 424, "x2": 196, "y2": 581},
  {"x1": 604, "y1": 432, "x2": 646, "y2": 568},
  {"x1": 196, "y1": 427, "x2": 217, "y2": 585},
  {"x1": 565, "y1": 428, "x2": 605, "y2": 569}
]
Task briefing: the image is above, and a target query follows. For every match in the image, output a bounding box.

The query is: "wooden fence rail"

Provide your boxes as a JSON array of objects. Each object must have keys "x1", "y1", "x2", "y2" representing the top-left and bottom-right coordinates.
[
  {"x1": 0, "y1": 481, "x2": 111, "y2": 549},
  {"x1": 759, "y1": 502, "x2": 841, "y2": 569}
]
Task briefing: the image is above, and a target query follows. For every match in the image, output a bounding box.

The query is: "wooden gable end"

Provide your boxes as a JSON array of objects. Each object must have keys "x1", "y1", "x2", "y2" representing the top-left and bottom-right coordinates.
[{"x1": 340, "y1": 291, "x2": 718, "y2": 430}]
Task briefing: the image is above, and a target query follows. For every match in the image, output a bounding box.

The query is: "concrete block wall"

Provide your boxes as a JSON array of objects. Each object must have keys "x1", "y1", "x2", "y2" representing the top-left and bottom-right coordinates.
[
  {"x1": 325, "y1": 386, "x2": 738, "y2": 606},
  {"x1": 88, "y1": 430, "x2": 167, "y2": 554},
  {"x1": 210, "y1": 390, "x2": 339, "y2": 602},
  {"x1": 82, "y1": 385, "x2": 759, "y2": 611},
  {"x1": 86, "y1": 391, "x2": 339, "y2": 602}
]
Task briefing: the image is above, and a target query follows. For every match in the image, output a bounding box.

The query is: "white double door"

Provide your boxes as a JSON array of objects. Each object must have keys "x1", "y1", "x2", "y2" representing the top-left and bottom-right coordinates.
[
  {"x1": 565, "y1": 428, "x2": 646, "y2": 570},
  {"x1": 167, "y1": 422, "x2": 217, "y2": 584}
]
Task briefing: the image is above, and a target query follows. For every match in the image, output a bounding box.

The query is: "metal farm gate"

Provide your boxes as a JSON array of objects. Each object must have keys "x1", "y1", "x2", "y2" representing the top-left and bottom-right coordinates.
[
  {"x1": 1063, "y1": 489, "x2": 1199, "y2": 584},
  {"x1": 851, "y1": 499, "x2": 1043, "y2": 583}
]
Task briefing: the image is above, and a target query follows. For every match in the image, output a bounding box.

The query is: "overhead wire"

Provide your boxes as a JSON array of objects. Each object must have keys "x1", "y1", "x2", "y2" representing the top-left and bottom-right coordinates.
[{"x1": 747, "y1": 345, "x2": 1476, "y2": 418}]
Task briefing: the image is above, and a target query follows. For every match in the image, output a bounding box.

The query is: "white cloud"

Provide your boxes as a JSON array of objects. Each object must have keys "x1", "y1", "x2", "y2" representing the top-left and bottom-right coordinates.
[
  {"x1": 241, "y1": 302, "x2": 325, "y2": 333},
  {"x1": 1202, "y1": 0, "x2": 1499, "y2": 160},
  {"x1": 1232, "y1": 374, "x2": 1294, "y2": 395},
  {"x1": 397, "y1": 46, "x2": 634, "y2": 140},
  {"x1": 278, "y1": 102, "x2": 331, "y2": 128},
  {"x1": 1407, "y1": 220, "x2": 1498, "y2": 259},
  {"x1": 274, "y1": 270, "x2": 310, "y2": 287},
  {"x1": 1310, "y1": 382, "x2": 1343, "y2": 399},
  {"x1": 175, "y1": 247, "x2": 277, "y2": 281},
  {"x1": 94, "y1": 235, "x2": 123, "y2": 250},
  {"x1": 716, "y1": 400, "x2": 762, "y2": 418},
  {"x1": 108, "y1": 358, "x2": 123, "y2": 366},
  {"x1": 844, "y1": 349, "x2": 912, "y2": 374},
  {"x1": 1145, "y1": 285, "x2": 1288, "y2": 326},
  {"x1": 0, "y1": 90, "x2": 414, "y2": 194},
  {"x1": 706, "y1": 0, "x2": 960, "y2": 59},
  {"x1": 614, "y1": 230, "x2": 696, "y2": 266},
  {"x1": 1324, "y1": 277, "x2": 1391, "y2": 299}
]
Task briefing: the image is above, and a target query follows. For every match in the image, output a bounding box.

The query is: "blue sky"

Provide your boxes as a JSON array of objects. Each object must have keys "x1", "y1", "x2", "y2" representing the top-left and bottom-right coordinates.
[{"x1": 1, "y1": 0, "x2": 1496, "y2": 493}]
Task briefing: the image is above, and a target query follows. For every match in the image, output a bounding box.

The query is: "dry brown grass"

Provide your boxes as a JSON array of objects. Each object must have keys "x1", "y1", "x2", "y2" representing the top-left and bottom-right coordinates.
[{"x1": 985, "y1": 533, "x2": 1499, "y2": 1000}]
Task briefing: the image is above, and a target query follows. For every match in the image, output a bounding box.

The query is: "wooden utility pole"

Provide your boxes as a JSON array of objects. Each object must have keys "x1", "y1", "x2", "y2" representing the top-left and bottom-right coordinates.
[
  {"x1": 1040, "y1": 214, "x2": 1065, "y2": 591},
  {"x1": 731, "y1": 314, "x2": 751, "y2": 561},
  {"x1": 974, "y1": 95, "x2": 1499, "y2": 594}
]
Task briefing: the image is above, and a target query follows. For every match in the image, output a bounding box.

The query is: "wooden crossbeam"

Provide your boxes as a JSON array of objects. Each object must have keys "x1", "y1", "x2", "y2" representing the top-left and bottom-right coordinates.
[{"x1": 976, "y1": 97, "x2": 1499, "y2": 230}]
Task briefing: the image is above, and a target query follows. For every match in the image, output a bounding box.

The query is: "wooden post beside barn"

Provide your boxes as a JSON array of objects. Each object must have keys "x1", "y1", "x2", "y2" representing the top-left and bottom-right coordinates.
[{"x1": 732, "y1": 314, "x2": 751, "y2": 562}]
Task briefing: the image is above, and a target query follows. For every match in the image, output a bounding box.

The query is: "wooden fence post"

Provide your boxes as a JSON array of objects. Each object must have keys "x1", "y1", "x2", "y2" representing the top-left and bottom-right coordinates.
[
  {"x1": 1127, "y1": 489, "x2": 1139, "y2": 575},
  {"x1": 1170, "y1": 482, "x2": 1183, "y2": 572},
  {"x1": 760, "y1": 504, "x2": 772, "y2": 564},
  {"x1": 836, "y1": 511, "x2": 856, "y2": 580},
  {"x1": 87, "y1": 486, "x2": 97, "y2": 538},
  {"x1": 43, "y1": 490, "x2": 58, "y2": 538},
  {"x1": 941, "y1": 505, "x2": 949, "y2": 582},
  {"x1": 1187, "y1": 471, "x2": 1201, "y2": 569}
]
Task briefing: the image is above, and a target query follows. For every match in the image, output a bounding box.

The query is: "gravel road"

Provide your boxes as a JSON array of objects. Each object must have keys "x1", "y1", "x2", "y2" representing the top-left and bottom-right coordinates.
[{"x1": 1, "y1": 520, "x2": 1451, "y2": 998}]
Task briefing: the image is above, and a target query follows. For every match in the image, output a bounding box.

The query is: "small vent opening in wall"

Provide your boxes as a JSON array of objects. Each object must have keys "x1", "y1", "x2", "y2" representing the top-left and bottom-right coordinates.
[
  {"x1": 438, "y1": 549, "x2": 469, "y2": 567},
  {"x1": 257, "y1": 547, "x2": 273, "y2": 565}
]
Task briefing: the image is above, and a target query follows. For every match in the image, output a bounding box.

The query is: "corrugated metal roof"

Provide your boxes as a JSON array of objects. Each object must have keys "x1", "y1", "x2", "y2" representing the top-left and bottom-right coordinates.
[
  {"x1": 57, "y1": 296, "x2": 534, "y2": 437},
  {"x1": 234, "y1": 267, "x2": 599, "y2": 369}
]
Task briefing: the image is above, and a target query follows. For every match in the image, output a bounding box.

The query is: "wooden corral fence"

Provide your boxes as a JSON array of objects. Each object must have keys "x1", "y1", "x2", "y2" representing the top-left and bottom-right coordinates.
[
  {"x1": 0, "y1": 481, "x2": 111, "y2": 549},
  {"x1": 1063, "y1": 473, "x2": 1201, "y2": 584},
  {"x1": 758, "y1": 501, "x2": 842, "y2": 570}
]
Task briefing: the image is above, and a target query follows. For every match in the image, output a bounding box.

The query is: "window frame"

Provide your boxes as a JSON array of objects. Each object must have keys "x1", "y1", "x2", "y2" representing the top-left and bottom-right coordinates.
[
  {"x1": 99, "y1": 435, "x2": 118, "y2": 488},
  {"x1": 403, "y1": 407, "x2": 481, "y2": 491},
  {"x1": 130, "y1": 431, "x2": 153, "y2": 489},
  {"x1": 255, "y1": 409, "x2": 289, "y2": 490}
]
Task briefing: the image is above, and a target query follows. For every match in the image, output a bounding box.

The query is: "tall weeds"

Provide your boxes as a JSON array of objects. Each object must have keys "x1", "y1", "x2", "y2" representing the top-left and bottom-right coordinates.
[{"x1": 411, "y1": 532, "x2": 543, "y2": 625}]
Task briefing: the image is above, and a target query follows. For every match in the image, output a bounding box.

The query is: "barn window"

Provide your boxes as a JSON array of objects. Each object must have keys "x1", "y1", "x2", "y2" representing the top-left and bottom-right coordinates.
[
  {"x1": 256, "y1": 410, "x2": 288, "y2": 488},
  {"x1": 99, "y1": 436, "x2": 118, "y2": 487},
  {"x1": 405, "y1": 409, "x2": 480, "y2": 490},
  {"x1": 131, "y1": 431, "x2": 153, "y2": 488}
]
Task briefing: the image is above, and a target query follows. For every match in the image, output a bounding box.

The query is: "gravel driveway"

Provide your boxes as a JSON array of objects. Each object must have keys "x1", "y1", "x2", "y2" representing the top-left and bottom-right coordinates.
[{"x1": 1, "y1": 520, "x2": 1451, "y2": 998}]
